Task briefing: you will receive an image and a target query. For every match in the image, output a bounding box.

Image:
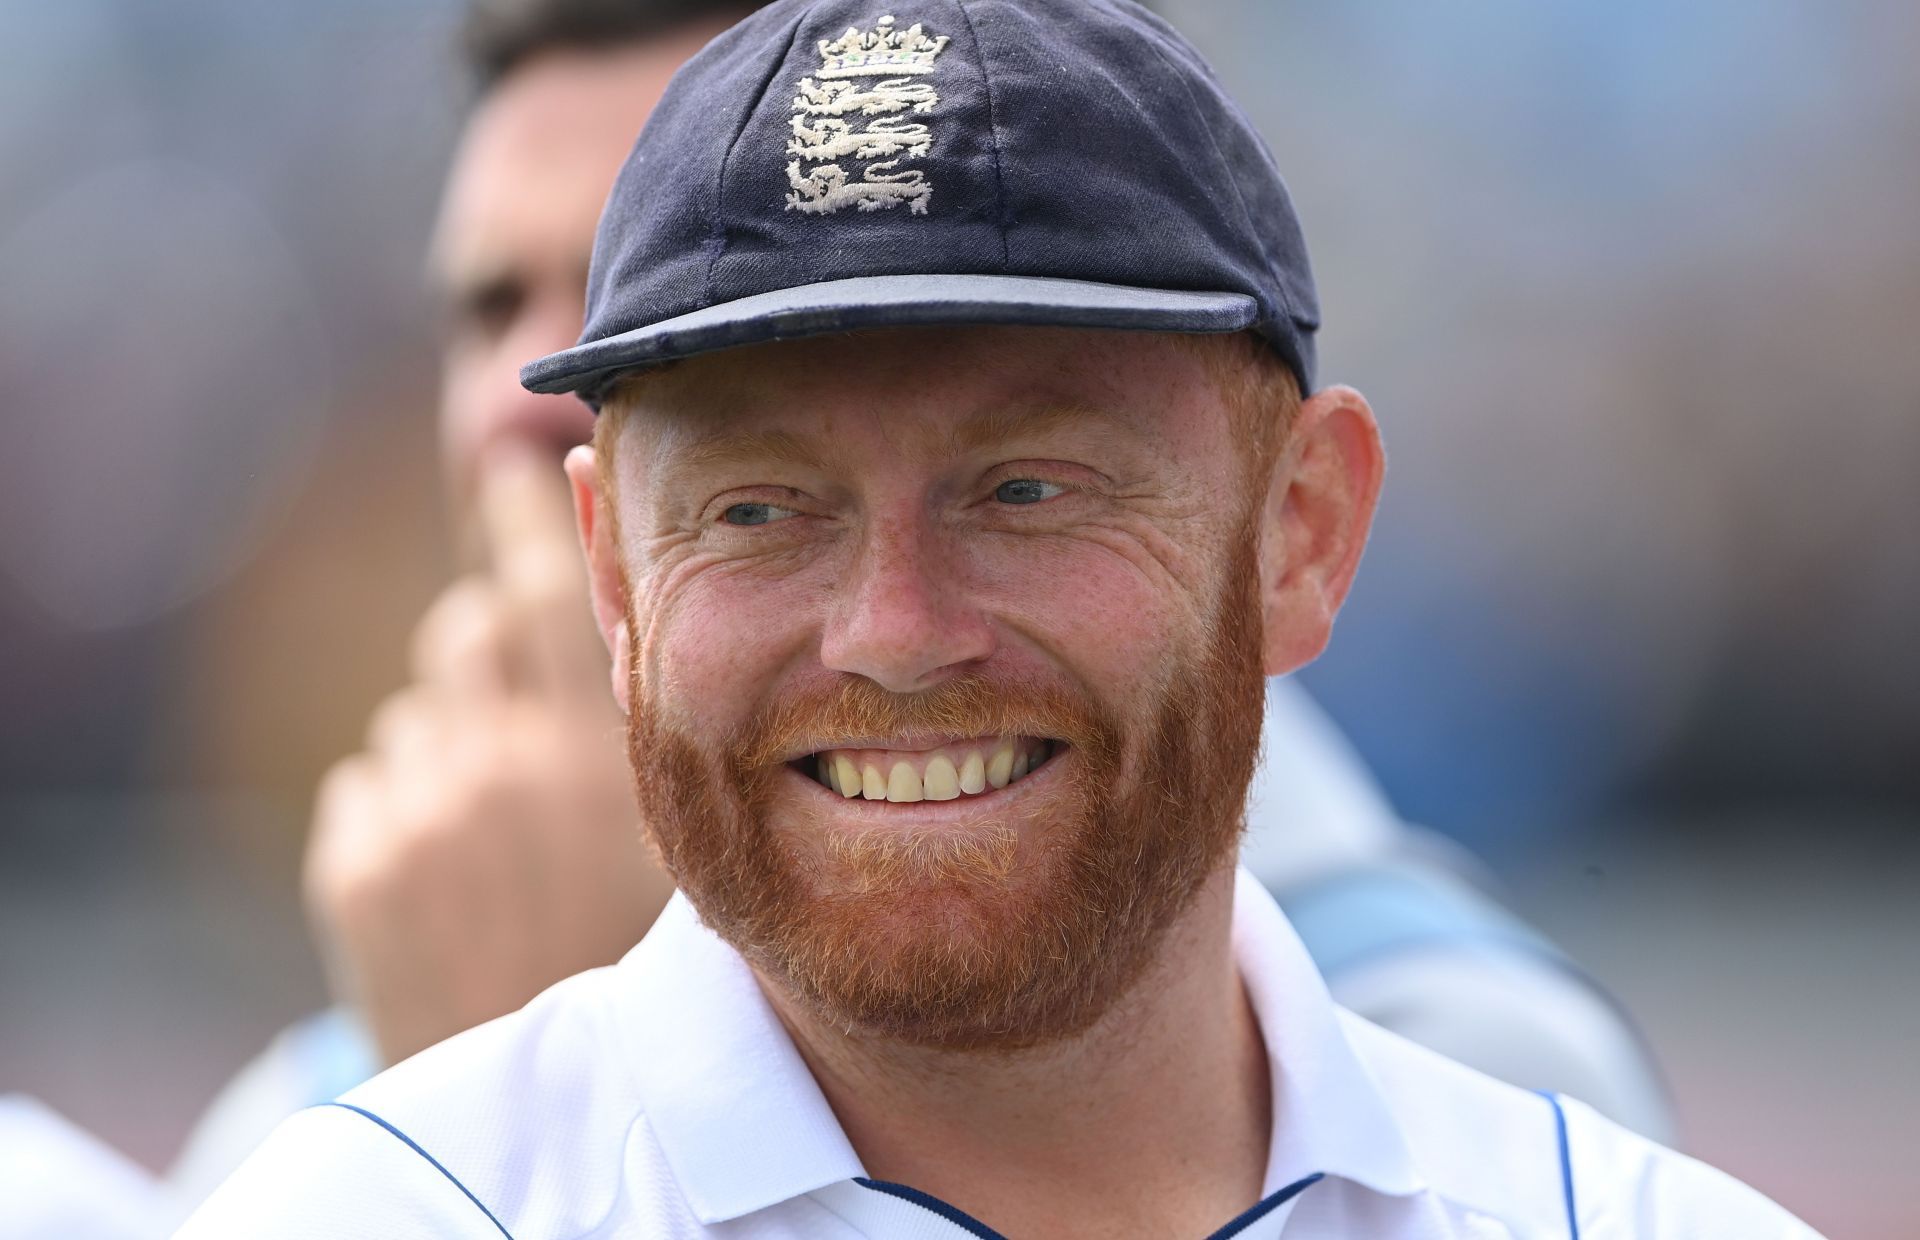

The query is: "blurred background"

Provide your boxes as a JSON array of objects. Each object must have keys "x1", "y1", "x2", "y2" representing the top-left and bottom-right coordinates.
[{"x1": 1, "y1": 0, "x2": 1914, "y2": 1235}]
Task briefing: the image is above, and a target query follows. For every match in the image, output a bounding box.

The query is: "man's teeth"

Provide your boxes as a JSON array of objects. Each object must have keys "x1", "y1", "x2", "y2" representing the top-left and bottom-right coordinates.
[
  {"x1": 814, "y1": 737, "x2": 1050, "y2": 803},
  {"x1": 886, "y1": 761, "x2": 921, "y2": 803},
  {"x1": 924, "y1": 756, "x2": 959, "y2": 801},
  {"x1": 959, "y1": 751, "x2": 985, "y2": 795}
]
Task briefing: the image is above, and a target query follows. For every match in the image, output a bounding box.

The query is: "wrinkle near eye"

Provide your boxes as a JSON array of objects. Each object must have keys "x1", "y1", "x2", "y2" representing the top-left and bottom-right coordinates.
[{"x1": 1046, "y1": 515, "x2": 1217, "y2": 606}]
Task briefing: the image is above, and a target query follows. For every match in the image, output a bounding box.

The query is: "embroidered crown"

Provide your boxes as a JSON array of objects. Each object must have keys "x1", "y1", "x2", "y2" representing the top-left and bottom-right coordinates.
[{"x1": 816, "y1": 14, "x2": 949, "y2": 78}]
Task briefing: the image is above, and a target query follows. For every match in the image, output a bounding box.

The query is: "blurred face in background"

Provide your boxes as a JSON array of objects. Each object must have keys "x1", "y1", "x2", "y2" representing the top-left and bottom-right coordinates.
[
  {"x1": 301, "y1": 27, "x2": 743, "y2": 1068},
  {"x1": 429, "y1": 26, "x2": 732, "y2": 526}
]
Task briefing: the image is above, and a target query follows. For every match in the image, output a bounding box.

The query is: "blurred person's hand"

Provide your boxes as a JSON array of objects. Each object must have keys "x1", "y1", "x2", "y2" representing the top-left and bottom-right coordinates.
[{"x1": 303, "y1": 448, "x2": 672, "y2": 1066}]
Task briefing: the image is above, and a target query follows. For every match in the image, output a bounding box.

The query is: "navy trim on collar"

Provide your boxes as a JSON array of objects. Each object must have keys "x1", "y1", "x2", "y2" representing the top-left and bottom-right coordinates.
[
  {"x1": 853, "y1": 1170, "x2": 1327, "y2": 1239},
  {"x1": 855, "y1": 1178, "x2": 1008, "y2": 1240},
  {"x1": 1205, "y1": 1172, "x2": 1326, "y2": 1240}
]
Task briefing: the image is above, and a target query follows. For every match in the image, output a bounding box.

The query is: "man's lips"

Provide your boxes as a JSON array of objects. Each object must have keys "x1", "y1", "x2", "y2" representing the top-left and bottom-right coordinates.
[{"x1": 787, "y1": 735, "x2": 1061, "y2": 804}]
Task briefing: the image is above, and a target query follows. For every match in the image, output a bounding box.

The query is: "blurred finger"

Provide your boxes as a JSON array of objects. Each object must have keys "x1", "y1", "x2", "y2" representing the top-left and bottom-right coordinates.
[
  {"x1": 478, "y1": 446, "x2": 582, "y2": 605},
  {"x1": 411, "y1": 576, "x2": 510, "y2": 697},
  {"x1": 475, "y1": 446, "x2": 604, "y2": 691},
  {"x1": 366, "y1": 690, "x2": 442, "y2": 771},
  {"x1": 305, "y1": 754, "x2": 381, "y2": 882}
]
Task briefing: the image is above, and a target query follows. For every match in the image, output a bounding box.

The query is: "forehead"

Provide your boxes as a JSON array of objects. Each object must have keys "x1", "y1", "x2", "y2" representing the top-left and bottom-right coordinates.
[
  {"x1": 430, "y1": 45, "x2": 684, "y2": 285},
  {"x1": 626, "y1": 326, "x2": 1225, "y2": 460}
]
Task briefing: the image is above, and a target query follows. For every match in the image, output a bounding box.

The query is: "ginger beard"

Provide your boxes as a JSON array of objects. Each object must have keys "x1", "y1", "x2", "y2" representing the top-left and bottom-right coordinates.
[{"x1": 623, "y1": 529, "x2": 1268, "y2": 1052}]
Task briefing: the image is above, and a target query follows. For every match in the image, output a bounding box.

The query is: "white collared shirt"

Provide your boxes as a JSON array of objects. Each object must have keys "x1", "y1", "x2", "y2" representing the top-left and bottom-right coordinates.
[{"x1": 180, "y1": 871, "x2": 1817, "y2": 1239}]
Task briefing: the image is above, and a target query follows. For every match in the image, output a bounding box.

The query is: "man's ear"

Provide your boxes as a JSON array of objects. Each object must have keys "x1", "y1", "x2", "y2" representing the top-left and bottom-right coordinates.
[
  {"x1": 564, "y1": 443, "x2": 634, "y2": 713},
  {"x1": 1257, "y1": 384, "x2": 1384, "y2": 677}
]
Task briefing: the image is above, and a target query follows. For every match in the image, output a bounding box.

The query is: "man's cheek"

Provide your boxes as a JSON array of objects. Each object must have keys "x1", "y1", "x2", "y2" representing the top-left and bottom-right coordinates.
[
  {"x1": 971, "y1": 545, "x2": 1184, "y2": 698},
  {"x1": 648, "y1": 573, "x2": 820, "y2": 718}
]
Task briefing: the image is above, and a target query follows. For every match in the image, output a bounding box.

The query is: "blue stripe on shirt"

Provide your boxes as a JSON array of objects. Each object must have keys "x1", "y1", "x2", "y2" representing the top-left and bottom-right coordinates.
[{"x1": 321, "y1": 1101, "x2": 513, "y2": 1238}]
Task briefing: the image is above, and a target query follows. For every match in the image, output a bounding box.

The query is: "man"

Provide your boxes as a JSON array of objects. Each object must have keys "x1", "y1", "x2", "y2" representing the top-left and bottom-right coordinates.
[
  {"x1": 183, "y1": 1, "x2": 1810, "y2": 1234},
  {"x1": 171, "y1": 2, "x2": 1666, "y2": 1206}
]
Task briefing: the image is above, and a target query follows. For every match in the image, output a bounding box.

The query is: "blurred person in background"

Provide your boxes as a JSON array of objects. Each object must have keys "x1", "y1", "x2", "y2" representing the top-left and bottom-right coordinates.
[
  {"x1": 155, "y1": 0, "x2": 748, "y2": 1208},
  {"x1": 147, "y1": 0, "x2": 1666, "y2": 1217}
]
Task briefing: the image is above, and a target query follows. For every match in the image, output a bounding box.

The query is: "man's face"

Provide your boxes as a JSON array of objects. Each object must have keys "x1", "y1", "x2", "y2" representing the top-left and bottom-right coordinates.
[
  {"x1": 598, "y1": 326, "x2": 1276, "y2": 1050},
  {"x1": 429, "y1": 32, "x2": 729, "y2": 514}
]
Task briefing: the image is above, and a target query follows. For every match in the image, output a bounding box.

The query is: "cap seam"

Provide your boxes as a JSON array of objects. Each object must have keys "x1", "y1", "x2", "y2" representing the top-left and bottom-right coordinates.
[
  {"x1": 703, "y1": 9, "x2": 812, "y2": 303},
  {"x1": 952, "y1": 0, "x2": 1011, "y2": 270},
  {"x1": 1130, "y1": 23, "x2": 1294, "y2": 327}
]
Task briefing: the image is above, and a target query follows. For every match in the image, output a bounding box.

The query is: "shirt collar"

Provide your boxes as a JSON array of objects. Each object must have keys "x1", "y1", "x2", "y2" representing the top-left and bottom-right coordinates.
[
  {"x1": 611, "y1": 894, "x2": 865, "y2": 1224},
  {"x1": 1232, "y1": 868, "x2": 1426, "y2": 1200},
  {"x1": 614, "y1": 870, "x2": 1425, "y2": 1225}
]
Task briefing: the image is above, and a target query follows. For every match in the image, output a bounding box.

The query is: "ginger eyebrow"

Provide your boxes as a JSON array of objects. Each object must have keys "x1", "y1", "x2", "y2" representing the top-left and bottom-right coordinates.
[
  {"x1": 673, "y1": 429, "x2": 832, "y2": 473},
  {"x1": 667, "y1": 404, "x2": 1131, "y2": 475},
  {"x1": 942, "y1": 404, "x2": 1129, "y2": 458}
]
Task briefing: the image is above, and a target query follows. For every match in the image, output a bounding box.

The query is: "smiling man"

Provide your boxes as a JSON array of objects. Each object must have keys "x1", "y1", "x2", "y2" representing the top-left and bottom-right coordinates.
[
  {"x1": 183, "y1": 1, "x2": 1816, "y2": 1236},
  {"x1": 590, "y1": 324, "x2": 1297, "y2": 1081}
]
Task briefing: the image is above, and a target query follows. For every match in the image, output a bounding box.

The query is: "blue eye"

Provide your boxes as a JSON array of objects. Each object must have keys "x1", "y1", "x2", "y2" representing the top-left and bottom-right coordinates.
[
  {"x1": 994, "y1": 479, "x2": 1063, "y2": 505},
  {"x1": 722, "y1": 502, "x2": 794, "y2": 526}
]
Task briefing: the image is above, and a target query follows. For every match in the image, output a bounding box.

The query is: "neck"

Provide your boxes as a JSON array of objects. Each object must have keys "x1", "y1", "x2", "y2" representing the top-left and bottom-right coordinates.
[{"x1": 761, "y1": 866, "x2": 1270, "y2": 1239}]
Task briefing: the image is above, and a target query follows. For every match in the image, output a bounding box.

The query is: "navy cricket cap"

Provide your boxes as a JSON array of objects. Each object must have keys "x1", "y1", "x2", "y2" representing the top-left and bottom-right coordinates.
[{"x1": 520, "y1": 0, "x2": 1320, "y2": 408}]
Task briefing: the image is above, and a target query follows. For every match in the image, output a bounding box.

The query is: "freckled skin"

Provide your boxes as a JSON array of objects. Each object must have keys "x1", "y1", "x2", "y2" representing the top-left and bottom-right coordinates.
[
  {"x1": 566, "y1": 322, "x2": 1385, "y2": 1236},
  {"x1": 610, "y1": 325, "x2": 1248, "y2": 763}
]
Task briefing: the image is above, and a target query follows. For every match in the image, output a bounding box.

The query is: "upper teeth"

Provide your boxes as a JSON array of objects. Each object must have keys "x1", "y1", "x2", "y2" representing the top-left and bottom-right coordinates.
[{"x1": 815, "y1": 737, "x2": 1047, "y2": 803}]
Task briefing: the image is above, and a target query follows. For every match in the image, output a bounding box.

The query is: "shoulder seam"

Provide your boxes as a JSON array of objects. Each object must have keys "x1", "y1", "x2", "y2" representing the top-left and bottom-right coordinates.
[
  {"x1": 1536, "y1": 1090, "x2": 1580, "y2": 1239},
  {"x1": 321, "y1": 1101, "x2": 514, "y2": 1238}
]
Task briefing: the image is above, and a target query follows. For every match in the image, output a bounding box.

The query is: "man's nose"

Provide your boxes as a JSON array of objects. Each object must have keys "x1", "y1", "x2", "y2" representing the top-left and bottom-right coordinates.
[{"x1": 819, "y1": 514, "x2": 995, "y2": 695}]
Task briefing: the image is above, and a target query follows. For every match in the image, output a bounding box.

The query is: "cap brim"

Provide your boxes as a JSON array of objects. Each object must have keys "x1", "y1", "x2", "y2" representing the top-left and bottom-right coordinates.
[{"x1": 519, "y1": 273, "x2": 1258, "y2": 403}]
